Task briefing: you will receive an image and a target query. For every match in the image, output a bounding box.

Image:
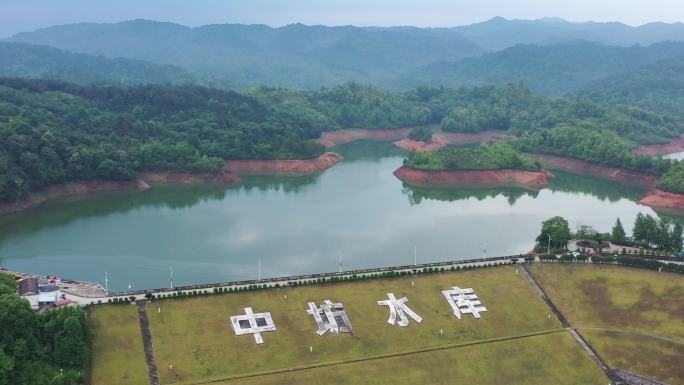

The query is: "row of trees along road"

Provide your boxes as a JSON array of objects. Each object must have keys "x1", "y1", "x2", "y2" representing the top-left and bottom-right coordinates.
[{"x1": 537, "y1": 215, "x2": 683, "y2": 253}]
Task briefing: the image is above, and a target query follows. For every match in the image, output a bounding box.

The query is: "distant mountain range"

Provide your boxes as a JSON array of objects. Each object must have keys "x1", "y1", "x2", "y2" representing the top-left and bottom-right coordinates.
[
  {"x1": 3, "y1": 17, "x2": 684, "y2": 95},
  {"x1": 403, "y1": 41, "x2": 684, "y2": 95}
]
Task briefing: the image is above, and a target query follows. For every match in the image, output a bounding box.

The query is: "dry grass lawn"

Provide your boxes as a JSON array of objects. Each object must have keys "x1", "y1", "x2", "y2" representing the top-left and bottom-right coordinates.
[
  {"x1": 89, "y1": 303, "x2": 148, "y2": 385},
  {"x1": 147, "y1": 266, "x2": 561, "y2": 384},
  {"x1": 528, "y1": 263, "x2": 684, "y2": 384},
  {"x1": 218, "y1": 332, "x2": 608, "y2": 385}
]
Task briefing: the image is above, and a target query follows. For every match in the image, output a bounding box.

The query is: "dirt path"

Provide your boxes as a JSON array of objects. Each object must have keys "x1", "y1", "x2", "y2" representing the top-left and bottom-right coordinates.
[
  {"x1": 519, "y1": 265, "x2": 623, "y2": 384},
  {"x1": 137, "y1": 300, "x2": 161, "y2": 385}
]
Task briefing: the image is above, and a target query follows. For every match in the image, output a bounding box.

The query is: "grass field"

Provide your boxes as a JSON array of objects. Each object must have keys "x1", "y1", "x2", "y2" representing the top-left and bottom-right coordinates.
[
  {"x1": 528, "y1": 263, "x2": 684, "y2": 384},
  {"x1": 89, "y1": 304, "x2": 148, "y2": 385},
  {"x1": 218, "y1": 332, "x2": 607, "y2": 385},
  {"x1": 144, "y1": 266, "x2": 566, "y2": 384}
]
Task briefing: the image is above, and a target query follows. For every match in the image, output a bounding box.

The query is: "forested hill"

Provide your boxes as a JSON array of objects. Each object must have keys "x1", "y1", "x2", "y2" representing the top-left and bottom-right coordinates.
[
  {"x1": 0, "y1": 79, "x2": 319, "y2": 202},
  {"x1": 581, "y1": 57, "x2": 684, "y2": 119},
  {"x1": 9, "y1": 20, "x2": 482, "y2": 89},
  {"x1": 9, "y1": 18, "x2": 684, "y2": 90},
  {"x1": 0, "y1": 42, "x2": 197, "y2": 86},
  {"x1": 402, "y1": 42, "x2": 684, "y2": 95}
]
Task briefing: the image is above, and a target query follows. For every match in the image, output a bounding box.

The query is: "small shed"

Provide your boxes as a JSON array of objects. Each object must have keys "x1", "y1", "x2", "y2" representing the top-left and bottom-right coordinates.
[{"x1": 19, "y1": 277, "x2": 39, "y2": 310}]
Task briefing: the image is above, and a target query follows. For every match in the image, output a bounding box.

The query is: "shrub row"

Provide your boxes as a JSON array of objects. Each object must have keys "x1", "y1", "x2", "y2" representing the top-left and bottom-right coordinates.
[
  {"x1": 101, "y1": 261, "x2": 514, "y2": 305},
  {"x1": 592, "y1": 256, "x2": 684, "y2": 273}
]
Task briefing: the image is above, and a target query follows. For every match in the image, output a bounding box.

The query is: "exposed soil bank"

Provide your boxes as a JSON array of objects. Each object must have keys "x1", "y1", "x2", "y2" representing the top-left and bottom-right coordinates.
[
  {"x1": 224, "y1": 152, "x2": 344, "y2": 176},
  {"x1": 0, "y1": 179, "x2": 150, "y2": 216},
  {"x1": 394, "y1": 130, "x2": 509, "y2": 152},
  {"x1": 318, "y1": 128, "x2": 412, "y2": 147},
  {"x1": 632, "y1": 134, "x2": 684, "y2": 155},
  {"x1": 639, "y1": 189, "x2": 684, "y2": 214},
  {"x1": 139, "y1": 171, "x2": 240, "y2": 185},
  {"x1": 0, "y1": 171, "x2": 243, "y2": 216},
  {"x1": 535, "y1": 154, "x2": 657, "y2": 188},
  {"x1": 393, "y1": 166, "x2": 552, "y2": 190}
]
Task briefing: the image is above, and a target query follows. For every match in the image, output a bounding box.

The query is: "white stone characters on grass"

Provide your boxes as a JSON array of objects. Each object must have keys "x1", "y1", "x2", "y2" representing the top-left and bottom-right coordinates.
[
  {"x1": 230, "y1": 307, "x2": 276, "y2": 344},
  {"x1": 377, "y1": 293, "x2": 422, "y2": 326},
  {"x1": 307, "y1": 300, "x2": 352, "y2": 336},
  {"x1": 442, "y1": 287, "x2": 487, "y2": 319}
]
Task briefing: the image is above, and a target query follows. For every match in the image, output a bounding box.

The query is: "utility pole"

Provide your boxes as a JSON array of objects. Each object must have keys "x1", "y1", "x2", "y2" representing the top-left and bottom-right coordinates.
[
  {"x1": 170, "y1": 265, "x2": 173, "y2": 289},
  {"x1": 547, "y1": 234, "x2": 552, "y2": 254},
  {"x1": 258, "y1": 258, "x2": 261, "y2": 281},
  {"x1": 104, "y1": 271, "x2": 108, "y2": 294}
]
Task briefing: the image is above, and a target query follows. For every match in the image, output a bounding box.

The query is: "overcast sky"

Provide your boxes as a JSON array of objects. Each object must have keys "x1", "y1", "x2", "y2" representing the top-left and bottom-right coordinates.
[{"x1": 1, "y1": 0, "x2": 683, "y2": 38}]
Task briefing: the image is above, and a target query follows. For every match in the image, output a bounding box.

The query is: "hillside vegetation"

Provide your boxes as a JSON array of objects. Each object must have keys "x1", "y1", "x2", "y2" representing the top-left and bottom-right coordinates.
[
  {"x1": 9, "y1": 18, "x2": 684, "y2": 90},
  {"x1": 1, "y1": 78, "x2": 681, "y2": 202},
  {"x1": 404, "y1": 142, "x2": 540, "y2": 171},
  {"x1": 582, "y1": 57, "x2": 684, "y2": 119},
  {"x1": 0, "y1": 42, "x2": 196, "y2": 86}
]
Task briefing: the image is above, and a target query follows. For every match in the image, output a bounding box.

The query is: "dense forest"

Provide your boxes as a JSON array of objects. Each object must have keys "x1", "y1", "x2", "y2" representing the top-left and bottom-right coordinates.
[
  {"x1": 403, "y1": 42, "x2": 684, "y2": 95},
  {"x1": 516, "y1": 125, "x2": 673, "y2": 175},
  {"x1": 10, "y1": 18, "x2": 684, "y2": 90},
  {"x1": 0, "y1": 78, "x2": 324, "y2": 202},
  {"x1": 403, "y1": 142, "x2": 540, "y2": 171},
  {"x1": 0, "y1": 274, "x2": 88, "y2": 385},
  {"x1": 0, "y1": 42, "x2": 196, "y2": 86},
  {"x1": 1, "y1": 78, "x2": 683, "y2": 202},
  {"x1": 582, "y1": 57, "x2": 684, "y2": 119}
]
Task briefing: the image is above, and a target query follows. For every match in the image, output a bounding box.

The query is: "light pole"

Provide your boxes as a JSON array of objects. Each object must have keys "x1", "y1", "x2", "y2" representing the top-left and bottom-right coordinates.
[
  {"x1": 104, "y1": 271, "x2": 108, "y2": 294},
  {"x1": 258, "y1": 258, "x2": 261, "y2": 281},
  {"x1": 338, "y1": 252, "x2": 343, "y2": 273},
  {"x1": 414, "y1": 245, "x2": 417, "y2": 266},
  {"x1": 169, "y1": 265, "x2": 173, "y2": 289},
  {"x1": 547, "y1": 234, "x2": 552, "y2": 254},
  {"x1": 482, "y1": 241, "x2": 487, "y2": 260}
]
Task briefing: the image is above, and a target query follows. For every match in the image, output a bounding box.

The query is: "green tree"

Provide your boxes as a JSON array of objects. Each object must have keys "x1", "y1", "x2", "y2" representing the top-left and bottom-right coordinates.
[
  {"x1": 536, "y1": 216, "x2": 571, "y2": 250},
  {"x1": 611, "y1": 218, "x2": 627, "y2": 245},
  {"x1": 54, "y1": 316, "x2": 88, "y2": 368},
  {"x1": 0, "y1": 347, "x2": 14, "y2": 385},
  {"x1": 671, "y1": 222, "x2": 683, "y2": 253}
]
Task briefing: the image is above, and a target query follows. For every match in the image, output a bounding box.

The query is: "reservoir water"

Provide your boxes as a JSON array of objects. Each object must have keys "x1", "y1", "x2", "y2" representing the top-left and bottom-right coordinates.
[{"x1": 0, "y1": 141, "x2": 669, "y2": 291}]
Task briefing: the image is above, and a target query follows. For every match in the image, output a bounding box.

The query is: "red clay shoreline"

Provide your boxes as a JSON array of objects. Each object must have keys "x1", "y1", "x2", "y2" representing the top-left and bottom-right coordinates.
[
  {"x1": 534, "y1": 154, "x2": 657, "y2": 188},
  {"x1": 318, "y1": 128, "x2": 412, "y2": 147},
  {"x1": 393, "y1": 166, "x2": 553, "y2": 190},
  {"x1": 224, "y1": 152, "x2": 343, "y2": 176},
  {"x1": 632, "y1": 134, "x2": 684, "y2": 155},
  {"x1": 639, "y1": 189, "x2": 684, "y2": 215},
  {"x1": 0, "y1": 153, "x2": 345, "y2": 216},
  {"x1": 535, "y1": 153, "x2": 684, "y2": 213}
]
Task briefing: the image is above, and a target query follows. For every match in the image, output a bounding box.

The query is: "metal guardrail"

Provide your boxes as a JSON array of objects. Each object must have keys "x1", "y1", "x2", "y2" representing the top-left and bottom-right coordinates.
[{"x1": 109, "y1": 255, "x2": 517, "y2": 297}]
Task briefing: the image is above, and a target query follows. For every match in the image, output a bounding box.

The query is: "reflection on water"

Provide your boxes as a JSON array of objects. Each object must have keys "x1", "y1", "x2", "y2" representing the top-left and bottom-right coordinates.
[
  {"x1": 402, "y1": 185, "x2": 537, "y2": 206},
  {"x1": 0, "y1": 141, "x2": 673, "y2": 291}
]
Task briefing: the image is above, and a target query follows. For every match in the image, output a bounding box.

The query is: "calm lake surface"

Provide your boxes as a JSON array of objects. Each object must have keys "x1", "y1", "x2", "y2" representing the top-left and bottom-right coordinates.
[{"x1": 0, "y1": 141, "x2": 670, "y2": 291}]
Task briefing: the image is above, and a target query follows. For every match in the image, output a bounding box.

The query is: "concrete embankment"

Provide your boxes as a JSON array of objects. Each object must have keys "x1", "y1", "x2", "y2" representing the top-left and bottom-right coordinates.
[
  {"x1": 224, "y1": 152, "x2": 343, "y2": 176},
  {"x1": 393, "y1": 166, "x2": 552, "y2": 190}
]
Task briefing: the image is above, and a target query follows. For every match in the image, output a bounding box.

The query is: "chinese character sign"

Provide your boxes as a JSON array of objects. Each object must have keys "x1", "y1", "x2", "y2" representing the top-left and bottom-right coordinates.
[
  {"x1": 230, "y1": 307, "x2": 276, "y2": 344},
  {"x1": 442, "y1": 287, "x2": 487, "y2": 319},
  {"x1": 377, "y1": 293, "x2": 422, "y2": 327},
  {"x1": 307, "y1": 300, "x2": 352, "y2": 336}
]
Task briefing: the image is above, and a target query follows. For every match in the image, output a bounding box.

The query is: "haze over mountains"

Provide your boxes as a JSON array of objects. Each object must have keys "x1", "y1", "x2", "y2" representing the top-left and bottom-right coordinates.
[{"x1": 3, "y1": 17, "x2": 684, "y2": 95}]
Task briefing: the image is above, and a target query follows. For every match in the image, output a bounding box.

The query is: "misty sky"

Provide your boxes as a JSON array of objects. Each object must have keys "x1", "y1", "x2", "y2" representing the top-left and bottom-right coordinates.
[{"x1": 1, "y1": 0, "x2": 683, "y2": 38}]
